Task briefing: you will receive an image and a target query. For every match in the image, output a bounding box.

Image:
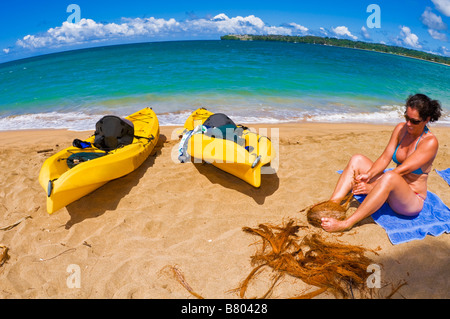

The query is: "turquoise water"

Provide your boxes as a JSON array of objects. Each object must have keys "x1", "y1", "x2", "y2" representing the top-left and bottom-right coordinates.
[{"x1": 0, "y1": 40, "x2": 449, "y2": 130}]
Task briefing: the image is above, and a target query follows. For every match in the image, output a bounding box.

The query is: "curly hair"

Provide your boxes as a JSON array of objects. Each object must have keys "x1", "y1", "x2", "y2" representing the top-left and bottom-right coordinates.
[{"x1": 406, "y1": 94, "x2": 442, "y2": 123}]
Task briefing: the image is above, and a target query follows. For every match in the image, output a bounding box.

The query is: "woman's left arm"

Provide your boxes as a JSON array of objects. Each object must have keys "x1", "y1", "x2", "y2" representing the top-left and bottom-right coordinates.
[{"x1": 393, "y1": 136, "x2": 439, "y2": 176}]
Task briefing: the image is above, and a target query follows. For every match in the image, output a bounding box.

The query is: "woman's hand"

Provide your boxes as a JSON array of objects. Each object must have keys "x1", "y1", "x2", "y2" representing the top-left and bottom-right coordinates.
[
  {"x1": 355, "y1": 173, "x2": 370, "y2": 183},
  {"x1": 352, "y1": 181, "x2": 373, "y2": 195},
  {"x1": 352, "y1": 173, "x2": 373, "y2": 195}
]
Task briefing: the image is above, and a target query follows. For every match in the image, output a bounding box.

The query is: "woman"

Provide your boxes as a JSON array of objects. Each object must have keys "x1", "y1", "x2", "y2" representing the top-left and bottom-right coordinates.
[{"x1": 321, "y1": 94, "x2": 442, "y2": 232}]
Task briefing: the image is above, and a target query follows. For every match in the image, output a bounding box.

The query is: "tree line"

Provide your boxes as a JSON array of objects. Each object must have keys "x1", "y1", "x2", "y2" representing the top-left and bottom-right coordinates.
[{"x1": 221, "y1": 34, "x2": 450, "y2": 66}]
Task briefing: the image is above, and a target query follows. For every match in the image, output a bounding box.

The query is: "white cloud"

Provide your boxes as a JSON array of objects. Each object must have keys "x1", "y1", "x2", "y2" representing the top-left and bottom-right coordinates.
[
  {"x1": 421, "y1": 7, "x2": 447, "y2": 30},
  {"x1": 16, "y1": 18, "x2": 182, "y2": 49},
  {"x1": 211, "y1": 13, "x2": 229, "y2": 21},
  {"x1": 361, "y1": 26, "x2": 370, "y2": 39},
  {"x1": 428, "y1": 28, "x2": 448, "y2": 41},
  {"x1": 288, "y1": 23, "x2": 309, "y2": 33},
  {"x1": 432, "y1": 0, "x2": 450, "y2": 16},
  {"x1": 201, "y1": 14, "x2": 292, "y2": 35},
  {"x1": 439, "y1": 46, "x2": 450, "y2": 56},
  {"x1": 331, "y1": 26, "x2": 358, "y2": 40},
  {"x1": 15, "y1": 14, "x2": 302, "y2": 50},
  {"x1": 421, "y1": 7, "x2": 448, "y2": 42},
  {"x1": 3, "y1": 48, "x2": 10, "y2": 54},
  {"x1": 399, "y1": 26, "x2": 422, "y2": 49}
]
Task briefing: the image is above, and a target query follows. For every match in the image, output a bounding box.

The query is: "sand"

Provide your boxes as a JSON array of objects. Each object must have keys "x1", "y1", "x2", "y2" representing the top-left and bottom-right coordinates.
[{"x1": 0, "y1": 123, "x2": 449, "y2": 299}]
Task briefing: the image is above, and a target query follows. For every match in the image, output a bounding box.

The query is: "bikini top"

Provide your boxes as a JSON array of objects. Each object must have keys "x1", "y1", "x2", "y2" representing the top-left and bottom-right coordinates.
[{"x1": 392, "y1": 126, "x2": 429, "y2": 175}]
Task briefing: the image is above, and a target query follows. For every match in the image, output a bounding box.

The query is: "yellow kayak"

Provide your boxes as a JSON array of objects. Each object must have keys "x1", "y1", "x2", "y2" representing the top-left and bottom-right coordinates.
[
  {"x1": 39, "y1": 107, "x2": 159, "y2": 214},
  {"x1": 180, "y1": 108, "x2": 275, "y2": 187}
]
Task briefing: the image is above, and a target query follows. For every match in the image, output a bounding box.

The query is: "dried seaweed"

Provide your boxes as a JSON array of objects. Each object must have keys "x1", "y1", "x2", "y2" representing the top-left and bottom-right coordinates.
[
  {"x1": 0, "y1": 245, "x2": 9, "y2": 267},
  {"x1": 384, "y1": 280, "x2": 408, "y2": 299},
  {"x1": 164, "y1": 265, "x2": 204, "y2": 299},
  {"x1": 0, "y1": 215, "x2": 32, "y2": 231},
  {"x1": 36, "y1": 248, "x2": 76, "y2": 262},
  {"x1": 240, "y1": 220, "x2": 377, "y2": 299}
]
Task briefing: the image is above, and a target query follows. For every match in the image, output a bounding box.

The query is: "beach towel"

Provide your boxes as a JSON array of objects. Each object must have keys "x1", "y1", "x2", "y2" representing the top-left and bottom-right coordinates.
[
  {"x1": 436, "y1": 168, "x2": 450, "y2": 186},
  {"x1": 337, "y1": 170, "x2": 450, "y2": 244}
]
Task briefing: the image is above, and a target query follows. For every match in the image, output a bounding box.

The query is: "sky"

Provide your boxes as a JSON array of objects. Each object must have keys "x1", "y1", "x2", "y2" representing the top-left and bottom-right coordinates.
[{"x1": 1, "y1": 0, "x2": 450, "y2": 63}]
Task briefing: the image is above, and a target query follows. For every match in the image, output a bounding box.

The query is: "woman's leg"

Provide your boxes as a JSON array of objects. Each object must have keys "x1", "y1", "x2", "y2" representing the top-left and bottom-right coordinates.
[
  {"x1": 329, "y1": 154, "x2": 373, "y2": 203},
  {"x1": 322, "y1": 171, "x2": 424, "y2": 232}
]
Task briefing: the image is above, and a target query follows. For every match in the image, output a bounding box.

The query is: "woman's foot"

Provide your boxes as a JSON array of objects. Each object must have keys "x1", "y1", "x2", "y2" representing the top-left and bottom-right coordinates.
[{"x1": 321, "y1": 217, "x2": 351, "y2": 232}]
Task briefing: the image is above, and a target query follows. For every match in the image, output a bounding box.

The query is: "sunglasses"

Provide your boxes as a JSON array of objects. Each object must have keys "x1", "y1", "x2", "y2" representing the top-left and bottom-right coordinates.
[{"x1": 404, "y1": 113, "x2": 423, "y2": 125}]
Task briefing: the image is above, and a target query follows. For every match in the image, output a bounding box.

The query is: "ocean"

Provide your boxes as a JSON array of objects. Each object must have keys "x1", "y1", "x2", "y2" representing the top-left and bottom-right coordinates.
[{"x1": 0, "y1": 40, "x2": 449, "y2": 131}]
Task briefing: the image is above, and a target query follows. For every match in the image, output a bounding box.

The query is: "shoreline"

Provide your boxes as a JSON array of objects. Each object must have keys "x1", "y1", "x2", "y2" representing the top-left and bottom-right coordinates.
[
  {"x1": 3, "y1": 119, "x2": 450, "y2": 135},
  {"x1": 0, "y1": 122, "x2": 449, "y2": 298}
]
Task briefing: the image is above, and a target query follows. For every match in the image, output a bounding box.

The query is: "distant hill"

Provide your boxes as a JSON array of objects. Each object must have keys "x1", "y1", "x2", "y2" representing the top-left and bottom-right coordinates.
[{"x1": 221, "y1": 34, "x2": 450, "y2": 66}]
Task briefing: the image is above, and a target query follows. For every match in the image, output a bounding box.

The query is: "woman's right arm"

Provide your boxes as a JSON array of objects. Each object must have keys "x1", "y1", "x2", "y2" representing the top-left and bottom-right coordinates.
[{"x1": 357, "y1": 123, "x2": 404, "y2": 182}]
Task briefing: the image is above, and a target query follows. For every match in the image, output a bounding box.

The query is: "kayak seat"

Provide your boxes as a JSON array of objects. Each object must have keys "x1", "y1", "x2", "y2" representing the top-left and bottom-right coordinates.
[
  {"x1": 203, "y1": 113, "x2": 245, "y2": 146},
  {"x1": 93, "y1": 115, "x2": 134, "y2": 151}
]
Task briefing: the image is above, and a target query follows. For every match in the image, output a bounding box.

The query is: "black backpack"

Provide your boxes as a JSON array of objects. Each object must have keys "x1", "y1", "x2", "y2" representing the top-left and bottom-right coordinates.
[
  {"x1": 93, "y1": 115, "x2": 134, "y2": 151},
  {"x1": 203, "y1": 113, "x2": 245, "y2": 145},
  {"x1": 203, "y1": 113, "x2": 236, "y2": 129}
]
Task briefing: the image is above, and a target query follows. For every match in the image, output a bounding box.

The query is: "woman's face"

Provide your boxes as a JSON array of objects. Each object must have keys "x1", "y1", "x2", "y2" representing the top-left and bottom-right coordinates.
[{"x1": 405, "y1": 106, "x2": 428, "y2": 134}]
